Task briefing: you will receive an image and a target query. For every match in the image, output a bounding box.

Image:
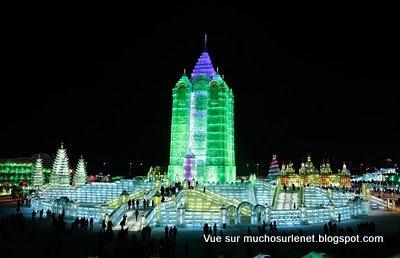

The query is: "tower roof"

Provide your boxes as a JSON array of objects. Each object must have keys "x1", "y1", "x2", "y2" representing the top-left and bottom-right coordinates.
[
  {"x1": 177, "y1": 72, "x2": 191, "y2": 85},
  {"x1": 185, "y1": 148, "x2": 196, "y2": 158},
  {"x1": 191, "y1": 52, "x2": 216, "y2": 79}
]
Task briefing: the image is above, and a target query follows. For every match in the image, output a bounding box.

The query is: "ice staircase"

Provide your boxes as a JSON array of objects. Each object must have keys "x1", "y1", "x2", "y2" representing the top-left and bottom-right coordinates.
[
  {"x1": 331, "y1": 191, "x2": 356, "y2": 206},
  {"x1": 205, "y1": 183, "x2": 250, "y2": 203},
  {"x1": 109, "y1": 188, "x2": 154, "y2": 230},
  {"x1": 152, "y1": 189, "x2": 252, "y2": 228},
  {"x1": 183, "y1": 189, "x2": 251, "y2": 227},
  {"x1": 254, "y1": 181, "x2": 276, "y2": 206},
  {"x1": 155, "y1": 199, "x2": 179, "y2": 227},
  {"x1": 115, "y1": 210, "x2": 142, "y2": 231},
  {"x1": 370, "y1": 196, "x2": 387, "y2": 210},
  {"x1": 275, "y1": 192, "x2": 299, "y2": 210},
  {"x1": 303, "y1": 186, "x2": 330, "y2": 208},
  {"x1": 106, "y1": 188, "x2": 148, "y2": 208},
  {"x1": 185, "y1": 189, "x2": 243, "y2": 212}
]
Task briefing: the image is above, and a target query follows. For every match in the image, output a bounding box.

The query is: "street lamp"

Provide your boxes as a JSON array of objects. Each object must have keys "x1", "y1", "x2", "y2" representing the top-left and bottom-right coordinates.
[
  {"x1": 256, "y1": 163, "x2": 259, "y2": 176},
  {"x1": 139, "y1": 163, "x2": 143, "y2": 176},
  {"x1": 129, "y1": 162, "x2": 132, "y2": 177}
]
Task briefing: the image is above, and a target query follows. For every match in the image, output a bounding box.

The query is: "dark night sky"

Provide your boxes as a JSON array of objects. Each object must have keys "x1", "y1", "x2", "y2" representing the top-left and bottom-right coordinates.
[{"x1": 0, "y1": 2, "x2": 398, "y2": 175}]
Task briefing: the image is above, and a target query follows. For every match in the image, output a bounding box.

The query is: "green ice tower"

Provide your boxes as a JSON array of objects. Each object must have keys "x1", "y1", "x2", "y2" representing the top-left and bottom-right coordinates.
[{"x1": 168, "y1": 47, "x2": 236, "y2": 183}]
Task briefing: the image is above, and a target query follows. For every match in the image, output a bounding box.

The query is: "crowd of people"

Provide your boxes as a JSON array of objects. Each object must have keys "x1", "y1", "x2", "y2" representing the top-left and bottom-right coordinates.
[
  {"x1": 71, "y1": 216, "x2": 94, "y2": 231},
  {"x1": 127, "y1": 198, "x2": 155, "y2": 210},
  {"x1": 323, "y1": 220, "x2": 338, "y2": 235},
  {"x1": 0, "y1": 209, "x2": 27, "y2": 236},
  {"x1": 322, "y1": 219, "x2": 376, "y2": 236},
  {"x1": 160, "y1": 183, "x2": 182, "y2": 197},
  {"x1": 128, "y1": 225, "x2": 179, "y2": 257},
  {"x1": 355, "y1": 220, "x2": 376, "y2": 234},
  {"x1": 164, "y1": 225, "x2": 177, "y2": 239},
  {"x1": 96, "y1": 221, "x2": 182, "y2": 257},
  {"x1": 16, "y1": 197, "x2": 31, "y2": 207},
  {"x1": 0, "y1": 200, "x2": 399, "y2": 258}
]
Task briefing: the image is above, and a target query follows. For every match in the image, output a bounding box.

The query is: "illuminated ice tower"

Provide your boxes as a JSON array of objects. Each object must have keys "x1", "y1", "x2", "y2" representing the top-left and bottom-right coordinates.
[
  {"x1": 51, "y1": 143, "x2": 71, "y2": 188},
  {"x1": 32, "y1": 156, "x2": 44, "y2": 188},
  {"x1": 74, "y1": 155, "x2": 87, "y2": 187},
  {"x1": 267, "y1": 154, "x2": 280, "y2": 179},
  {"x1": 168, "y1": 36, "x2": 236, "y2": 183}
]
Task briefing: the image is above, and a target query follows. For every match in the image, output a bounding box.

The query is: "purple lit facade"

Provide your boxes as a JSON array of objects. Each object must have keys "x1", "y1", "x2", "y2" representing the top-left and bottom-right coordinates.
[
  {"x1": 183, "y1": 150, "x2": 196, "y2": 181},
  {"x1": 190, "y1": 52, "x2": 216, "y2": 78}
]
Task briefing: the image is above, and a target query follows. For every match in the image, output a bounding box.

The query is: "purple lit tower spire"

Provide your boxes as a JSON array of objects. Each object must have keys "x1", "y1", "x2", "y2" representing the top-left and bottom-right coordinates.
[
  {"x1": 191, "y1": 34, "x2": 216, "y2": 78},
  {"x1": 183, "y1": 149, "x2": 196, "y2": 182}
]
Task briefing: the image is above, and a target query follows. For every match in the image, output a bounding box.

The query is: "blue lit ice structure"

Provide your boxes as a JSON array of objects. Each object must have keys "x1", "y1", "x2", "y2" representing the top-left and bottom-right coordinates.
[
  {"x1": 31, "y1": 179, "x2": 156, "y2": 223},
  {"x1": 352, "y1": 168, "x2": 397, "y2": 182},
  {"x1": 31, "y1": 178, "x2": 375, "y2": 230},
  {"x1": 147, "y1": 180, "x2": 372, "y2": 228}
]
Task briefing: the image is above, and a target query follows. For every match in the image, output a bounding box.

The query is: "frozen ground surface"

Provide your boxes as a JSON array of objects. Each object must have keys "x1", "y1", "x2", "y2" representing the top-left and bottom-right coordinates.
[{"x1": 0, "y1": 204, "x2": 400, "y2": 258}]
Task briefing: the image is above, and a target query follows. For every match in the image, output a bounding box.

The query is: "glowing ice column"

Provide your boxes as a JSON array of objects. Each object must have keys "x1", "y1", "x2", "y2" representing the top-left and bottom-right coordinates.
[
  {"x1": 220, "y1": 204, "x2": 227, "y2": 225},
  {"x1": 265, "y1": 205, "x2": 271, "y2": 223},
  {"x1": 328, "y1": 201, "x2": 335, "y2": 221},
  {"x1": 250, "y1": 210, "x2": 256, "y2": 225},
  {"x1": 177, "y1": 204, "x2": 184, "y2": 226},
  {"x1": 182, "y1": 92, "x2": 197, "y2": 184},
  {"x1": 32, "y1": 156, "x2": 44, "y2": 189},
  {"x1": 300, "y1": 205, "x2": 308, "y2": 224},
  {"x1": 189, "y1": 92, "x2": 195, "y2": 150}
]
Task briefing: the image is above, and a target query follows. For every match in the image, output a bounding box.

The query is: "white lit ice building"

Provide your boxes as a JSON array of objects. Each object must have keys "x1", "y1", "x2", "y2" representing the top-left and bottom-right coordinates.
[{"x1": 30, "y1": 177, "x2": 383, "y2": 230}]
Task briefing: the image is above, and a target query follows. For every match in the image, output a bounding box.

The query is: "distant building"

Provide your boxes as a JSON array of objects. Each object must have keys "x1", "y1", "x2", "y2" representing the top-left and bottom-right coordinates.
[
  {"x1": 352, "y1": 158, "x2": 397, "y2": 182},
  {"x1": 0, "y1": 154, "x2": 53, "y2": 186},
  {"x1": 31, "y1": 153, "x2": 53, "y2": 169},
  {"x1": 278, "y1": 154, "x2": 350, "y2": 187}
]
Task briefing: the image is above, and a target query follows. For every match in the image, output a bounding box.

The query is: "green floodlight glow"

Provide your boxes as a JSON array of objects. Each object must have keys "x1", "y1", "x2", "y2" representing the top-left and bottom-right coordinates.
[
  {"x1": 168, "y1": 50, "x2": 236, "y2": 183},
  {"x1": 0, "y1": 160, "x2": 52, "y2": 186}
]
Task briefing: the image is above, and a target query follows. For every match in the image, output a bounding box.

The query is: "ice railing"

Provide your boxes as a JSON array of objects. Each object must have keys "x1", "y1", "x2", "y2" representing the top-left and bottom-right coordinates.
[
  {"x1": 370, "y1": 195, "x2": 388, "y2": 210},
  {"x1": 145, "y1": 190, "x2": 183, "y2": 227},
  {"x1": 108, "y1": 203, "x2": 128, "y2": 226},
  {"x1": 204, "y1": 183, "x2": 249, "y2": 203},
  {"x1": 201, "y1": 188, "x2": 242, "y2": 207}
]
